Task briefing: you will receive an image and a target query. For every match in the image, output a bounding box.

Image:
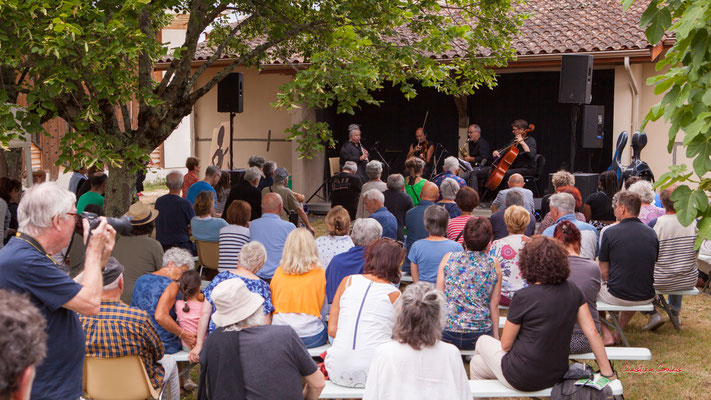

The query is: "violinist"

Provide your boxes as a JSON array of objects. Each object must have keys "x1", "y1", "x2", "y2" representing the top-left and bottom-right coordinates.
[
  {"x1": 491, "y1": 119, "x2": 537, "y2": 186},
  {"x1": 406, "y1": 127, "x2": 435, "y2": 178},
  {"x1": 339, "y1": 124, "x2": 369, "y2": 183}
]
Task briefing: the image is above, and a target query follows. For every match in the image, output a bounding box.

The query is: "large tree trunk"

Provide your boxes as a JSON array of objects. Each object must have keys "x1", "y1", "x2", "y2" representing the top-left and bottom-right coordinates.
[
  {"x1": 104, "y1": 164, "x2": 135, "y2": 217},
  {"x1": 0, "y1": 149, "x2": 24, "y2": 180}
]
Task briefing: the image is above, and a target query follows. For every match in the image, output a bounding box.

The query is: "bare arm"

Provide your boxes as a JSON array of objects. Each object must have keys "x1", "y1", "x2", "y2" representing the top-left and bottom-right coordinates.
[
  {"x1": 500, "y1": 320, "x2": 520, "y2": 352},
  {"x1": 406, "y1": 144, "x2": 416, "y2": 159},
  {"x1": 63, "y1": 218, "x2": 116, "y2": 316},
  {"x1": 583, "y1": 204, "x2": 592, "y2": 222},
  {"x1": 410, "y1": 262, "x2": 419, "y2": 283},
  {"x1": 155, "y1": 282, "x2": 197, "y2": 347},
  {"x1": 489, "y1": 259, "x2": 502, "y2": 340},
  {"x1": 328, "y1": 277, "x2": 349, "y2": 338},
  {"x1": 577, "y1": 304, "x2": 614, "y2": 378},
  {"x1": 302, "y1": 370, "x2": 326, "y2": 400},
  {"x1": 423, "y1": 145, "x2": 434, "y2": 163},
  {"x1": 599, "y1": 261, "x2": 609, "y2": 282},
  {"x1": 297, "y1": 207, "x2": 314, "y2": 233},
  {"x1": 189, "y1": 300, "x2": 213, "y2": 363}
]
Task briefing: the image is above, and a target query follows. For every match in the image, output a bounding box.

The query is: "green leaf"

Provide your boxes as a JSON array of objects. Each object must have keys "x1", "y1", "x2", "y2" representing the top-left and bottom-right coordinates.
[{"x1": 672, "y1": 186, "x2": 708, "y2": 226}]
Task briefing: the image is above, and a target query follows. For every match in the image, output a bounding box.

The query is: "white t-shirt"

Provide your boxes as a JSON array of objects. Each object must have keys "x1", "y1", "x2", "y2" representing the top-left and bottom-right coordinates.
[
  {"x1": 364, "y1": 341, "x2": 471, "y2": 400},
  {"x1": 315, "y1": 235, "x2": 354, "y2": 269}
]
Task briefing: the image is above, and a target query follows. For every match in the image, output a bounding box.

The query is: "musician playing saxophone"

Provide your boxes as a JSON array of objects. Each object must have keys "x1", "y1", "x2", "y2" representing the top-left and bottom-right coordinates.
[
  {"x1": 462, "y1": 124, "x2": 491, "y2": 192},
  {"x1": 339, "y1": 124, "x2": 369, "y2": 182},
  {"x1": 406, "y1": 127, "x2": 435, "y2": 178},
  {"x1": 491, "y1": 119, "x2": 537, "y2": 186}
]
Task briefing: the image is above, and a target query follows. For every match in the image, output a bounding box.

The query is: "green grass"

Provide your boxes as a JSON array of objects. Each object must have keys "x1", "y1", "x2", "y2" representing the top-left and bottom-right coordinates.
[{"x1": 177, "y1": 215, "x2": 711, "y2": 399}]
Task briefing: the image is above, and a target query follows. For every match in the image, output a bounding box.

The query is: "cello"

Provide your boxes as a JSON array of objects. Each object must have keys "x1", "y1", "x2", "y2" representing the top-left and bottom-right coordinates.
[{"x1": 484, "y1": 124, "x2": 535, "y2": 191}]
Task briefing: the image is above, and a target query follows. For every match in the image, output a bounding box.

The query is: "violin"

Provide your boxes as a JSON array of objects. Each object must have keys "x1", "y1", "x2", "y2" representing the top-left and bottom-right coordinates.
[
  {"x1": 484, "y1": 124, "x2": 535, "y2": 191},
  {"x1": 414, "y1": 140, "x2": 429, "y2": 160}
]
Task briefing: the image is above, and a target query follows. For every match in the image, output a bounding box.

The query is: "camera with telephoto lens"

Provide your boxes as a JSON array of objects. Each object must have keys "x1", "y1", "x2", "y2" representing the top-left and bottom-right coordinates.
[{"x1": 80, "y1": 212, "x2": 133, "y2": 236}]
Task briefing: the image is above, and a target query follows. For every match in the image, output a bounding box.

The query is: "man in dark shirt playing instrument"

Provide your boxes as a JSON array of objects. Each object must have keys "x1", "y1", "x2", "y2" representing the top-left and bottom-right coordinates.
[
  {"x1": 462, "y1": 124, "x2": 491, "y2": 193},
  {"x1": 491, "y1": 119, "x2": 537, "y2": 188}
]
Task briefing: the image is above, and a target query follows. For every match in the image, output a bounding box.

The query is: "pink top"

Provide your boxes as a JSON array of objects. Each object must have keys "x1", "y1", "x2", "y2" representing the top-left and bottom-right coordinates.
[{"x1": 175, "y1": 299, "x2": 203, "y2": 348}]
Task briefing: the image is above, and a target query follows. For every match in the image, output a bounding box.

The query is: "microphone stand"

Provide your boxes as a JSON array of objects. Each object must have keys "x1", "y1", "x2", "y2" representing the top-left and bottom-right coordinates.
[
  {"x1": 430, "y1": 143, "x2": 449, "y2": 180},
  {"x1": 369, "y1": 141, "x2": 390, "y2": 171}
]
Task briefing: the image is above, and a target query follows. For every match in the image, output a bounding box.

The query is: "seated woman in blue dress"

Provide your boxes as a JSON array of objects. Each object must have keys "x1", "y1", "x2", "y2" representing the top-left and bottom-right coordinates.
[{"x1": 131, "y1": 247, "x2": 195, "y2": 354}]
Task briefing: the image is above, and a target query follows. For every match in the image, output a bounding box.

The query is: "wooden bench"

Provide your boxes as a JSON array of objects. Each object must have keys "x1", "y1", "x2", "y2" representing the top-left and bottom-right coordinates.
[
  {"x1": 656, "y1": 287, "x2": 699, "y2": 331},
  {"x1": 309, "y1": 344, "x2": 650, "y2": 363},
  {"x1": 318, "y1": 378, "x2": 624, "y2": 398}
]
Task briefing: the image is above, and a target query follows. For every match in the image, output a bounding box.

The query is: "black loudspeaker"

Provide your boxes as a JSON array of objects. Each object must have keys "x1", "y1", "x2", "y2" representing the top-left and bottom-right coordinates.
[
  {"x1": 559, "y1": 55, "x2": 593, "y2": 104},
  {"x1": 574, "y1": 173, "x2": 599, "y2": 203},
  {"x1": 582, "y1": 105, "x2": 604, "y2": 149},
  {"x1": 217, "y1": 72, "x2": 244, "y2": 113}
]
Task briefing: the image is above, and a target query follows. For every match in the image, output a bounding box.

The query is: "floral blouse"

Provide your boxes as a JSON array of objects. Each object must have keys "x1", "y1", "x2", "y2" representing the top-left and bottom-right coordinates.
[
  {"x1": 203, "y1": 271, "x2": 275, "y2": 334},
  {"x1": 442, "y1": 251, "x2": 498, "y2": 333},
  {"x1": 489, "y1": 234, "x2": 528, "y2": 300}
]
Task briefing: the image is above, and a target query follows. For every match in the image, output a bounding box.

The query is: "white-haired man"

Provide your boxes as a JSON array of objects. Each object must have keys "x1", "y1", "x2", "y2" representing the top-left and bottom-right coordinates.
[
  {"x1": 155, "y1": 171, "x2": 196, "y2": 253},
  {"x1": 363, "y1": 189, "x2": 397, "y2": 240},
  {"x1": 542, "y1": 193, "x2": 599, "y2": 259},
  {"x1": 432, "y1": 156, "x2": 467, "y2": 200},
  {"x1": 339, "y1": 124, "x2": 368, "y2": 182},
  {"x1": 325, "y1": 218, "x2": 383, "y2": 305},
  {"x1": 79, "y1": 258, "x2": 179, "y2": 399},
  {"x1": 330, "y1": 161, "x2": 363, "y2": 220},
  {"x1": 0, "y1": 182, "x2": 115, "y2": 399},
  {"x1": 224, "y1": 166, "x2": 263, "y2": 221}
]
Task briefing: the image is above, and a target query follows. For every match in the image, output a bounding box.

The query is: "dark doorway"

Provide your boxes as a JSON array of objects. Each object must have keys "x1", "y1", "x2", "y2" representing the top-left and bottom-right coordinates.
[{"x1": 467, "y1": 69, "x2": 615, "y2": 178}]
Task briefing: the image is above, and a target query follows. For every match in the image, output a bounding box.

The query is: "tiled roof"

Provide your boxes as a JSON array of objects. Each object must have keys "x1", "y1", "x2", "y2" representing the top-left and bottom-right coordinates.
[{"x1": 158, "y1": 0, "x2": 664, "y2": 65}]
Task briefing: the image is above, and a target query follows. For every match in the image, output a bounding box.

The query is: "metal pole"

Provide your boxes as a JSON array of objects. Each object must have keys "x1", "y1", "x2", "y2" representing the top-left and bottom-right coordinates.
[{"x1": 229, "y1": 112, "x2": 235, "y2": 170}]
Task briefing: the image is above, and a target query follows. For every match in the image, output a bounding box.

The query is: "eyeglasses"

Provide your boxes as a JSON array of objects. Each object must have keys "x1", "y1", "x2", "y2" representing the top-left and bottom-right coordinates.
[{"x1": 66, "y1": 212, "x2": 81, "y2": 223}]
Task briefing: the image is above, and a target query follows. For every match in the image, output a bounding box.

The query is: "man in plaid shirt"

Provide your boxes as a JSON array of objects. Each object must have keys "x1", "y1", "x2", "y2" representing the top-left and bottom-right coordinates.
[{"x1": 79, "y1": 258, "x2": 180, "y2": 399}]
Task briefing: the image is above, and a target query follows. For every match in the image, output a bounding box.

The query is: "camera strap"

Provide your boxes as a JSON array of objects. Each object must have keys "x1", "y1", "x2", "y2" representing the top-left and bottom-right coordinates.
[{"x1": 16, "y1": 233, "x2": 59, "y2": 266}]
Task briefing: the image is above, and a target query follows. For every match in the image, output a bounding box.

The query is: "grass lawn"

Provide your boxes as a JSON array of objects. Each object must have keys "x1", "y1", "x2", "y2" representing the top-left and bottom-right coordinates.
[{"x1": 167, "y1": 209, "x2": 710, "y2": 399}]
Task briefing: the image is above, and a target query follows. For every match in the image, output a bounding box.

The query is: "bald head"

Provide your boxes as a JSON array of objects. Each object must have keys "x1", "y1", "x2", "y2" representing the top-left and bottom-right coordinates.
[
  {"x1": 508, "y1": 173, "x2": 524, "y2": 188},
  {"x1": 420, "y1": 182, "x2": 440, "y2": 202},
  {"x1": 262, "y1": 192, "x2": 283, "y2": 214}
]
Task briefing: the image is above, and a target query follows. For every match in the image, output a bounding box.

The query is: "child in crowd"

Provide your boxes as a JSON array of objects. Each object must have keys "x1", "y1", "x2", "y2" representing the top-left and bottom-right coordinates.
[{"x1": 175, "y1": 270, "x2": 204, "y2": 350}]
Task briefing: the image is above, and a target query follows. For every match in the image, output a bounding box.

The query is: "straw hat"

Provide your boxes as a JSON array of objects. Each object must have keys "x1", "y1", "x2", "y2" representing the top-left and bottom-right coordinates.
[
  {"x1": 211, "y1": 278, "x2": 264, "y2": 327},
  {"x1": 125, "y1": 201, "x2": 159, "y2": 226}
]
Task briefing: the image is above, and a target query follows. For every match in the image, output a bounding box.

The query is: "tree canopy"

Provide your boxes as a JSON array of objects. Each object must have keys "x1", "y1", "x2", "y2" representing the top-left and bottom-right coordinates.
[
  {"x1": 0, "y1": 0, "x2": 523, "y2": 215},
  {"x1": 626, "y1": 0, "x2": 711, "y2": 246}
]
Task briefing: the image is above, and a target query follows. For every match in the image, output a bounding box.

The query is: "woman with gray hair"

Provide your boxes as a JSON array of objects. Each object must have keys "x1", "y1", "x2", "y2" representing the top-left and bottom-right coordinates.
[
  {"x1": 540, "y1": 170, "x2": 575, "y2": 217},
  {"x1": 356, "y1": 160, "x2": 386, "y2": 218},
  {"x1": 628, "y1": 180, "x2": 664, "y2": 224},
  {"x1": 363, "y1": 282, "x2": 471, "y2": 399},
  {"x1": 408, "y1": 206, "x2": 463, "y2": 283},
  {"x1": 189, "y1": 241, "x2": 275, "y2": 362},
  {"x1": 436, "y1": 178, "x2": 462, "y2": 219},
  {"x1": 131, "y1": 247, "x2": 196, "y2": 354}
]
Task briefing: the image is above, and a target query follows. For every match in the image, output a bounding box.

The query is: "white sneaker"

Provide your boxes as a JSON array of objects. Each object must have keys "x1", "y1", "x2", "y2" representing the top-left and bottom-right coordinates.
[{"x1": 642, "y1": 313, "x2": 665, "y2": 331}]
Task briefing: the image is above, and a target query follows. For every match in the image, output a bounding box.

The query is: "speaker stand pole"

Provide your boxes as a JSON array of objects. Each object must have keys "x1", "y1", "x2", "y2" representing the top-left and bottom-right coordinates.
[
  {"x1": 570, "y1": 105, "x2": 580, "y2": 172},
  {"x1": 229, "y1": 112, "x2": 235, "y2": 170}
]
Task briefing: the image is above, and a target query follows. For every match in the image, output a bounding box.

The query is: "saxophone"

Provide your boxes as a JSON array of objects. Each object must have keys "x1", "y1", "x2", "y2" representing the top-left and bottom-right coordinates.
[{"x1": 459, "y1": 142, "x2": 469, "y2": 158}]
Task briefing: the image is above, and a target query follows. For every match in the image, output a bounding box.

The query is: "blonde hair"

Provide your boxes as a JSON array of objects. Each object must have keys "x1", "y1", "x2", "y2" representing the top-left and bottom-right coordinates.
[
  {"x1": 551, "y1": 170, "x2": 575, "y2": 188},
  {"x1": 504, "y1": 205, "x2": 530, "y2": 235},
  {"x1": 280, "y1": 228, "x2": 322, "y2": 275},
  {"x1": 325, "y1": 206, "x2": 351, "y2": 236}
]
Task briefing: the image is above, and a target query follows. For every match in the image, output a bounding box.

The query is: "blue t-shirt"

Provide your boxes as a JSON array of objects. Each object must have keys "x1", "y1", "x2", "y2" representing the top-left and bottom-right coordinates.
[
  {"x1": 131, "y1": 274, "x2": 182, "y2": 354},
  {"x1": 408, "y1": 238, "x2": 464, "y2": 283},
  {"x1": 191, "y1": 217, "x2": 228, "y2": 242},
  {"x1": 325, "y1": 246, "x2": 366, "y2": 303},
  {"x1": 155, "y1": 194, "x2": 196, "y2": 247},
  {"x1": 186, "y1": 181, "x2": 217, "y2": 205},
  {"x1": 203, "y1": 272, "x2": 275, "y2": 333},
  {"x1": 0, "y1": 237, "x2": 84, "y2": 399},
  {"x1": 370, "y1": 207, "x2": 398, "y2": 240},
  {"x1": 249, "y1": 214, "x2": 296, "y2": 279}
]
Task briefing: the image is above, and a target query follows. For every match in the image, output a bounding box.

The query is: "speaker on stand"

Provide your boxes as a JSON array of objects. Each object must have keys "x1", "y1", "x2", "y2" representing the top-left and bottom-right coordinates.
[
  {"x1": 217, "y1": 72, "x2": 244, "y2": 170},
  {"x1": 559, "y1": 55, "x2": 593, "y2": 172}
]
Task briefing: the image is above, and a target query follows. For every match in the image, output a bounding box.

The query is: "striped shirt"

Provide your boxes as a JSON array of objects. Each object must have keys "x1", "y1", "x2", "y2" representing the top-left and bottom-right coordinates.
[
  {"x1": 218, "y1": 225, "x2": 250, "y2": 271},
  {"x1": 653, "y1": 214, "x2": 698, "y2": 291},
  {"x1": 79, "y1": 299, "x2": 165, "y2": 390},
  {"x1": 447, "y1": 215, "x2": 473, "y2": 245}
]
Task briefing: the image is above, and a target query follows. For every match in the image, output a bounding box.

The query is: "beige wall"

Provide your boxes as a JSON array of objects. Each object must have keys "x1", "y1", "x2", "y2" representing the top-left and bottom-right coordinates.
[
  {"x1": 613, "y1": 62, "x2": 698, "y2": 182},
  {"x1": 192, "y1": 67, "x2": 323, "y2": 195}
]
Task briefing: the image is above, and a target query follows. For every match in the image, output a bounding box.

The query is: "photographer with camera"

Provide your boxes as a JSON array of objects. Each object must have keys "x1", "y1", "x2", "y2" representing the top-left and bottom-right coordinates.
[{"x1": 0, "y1": 182, "x2": 116, "y2": 399}]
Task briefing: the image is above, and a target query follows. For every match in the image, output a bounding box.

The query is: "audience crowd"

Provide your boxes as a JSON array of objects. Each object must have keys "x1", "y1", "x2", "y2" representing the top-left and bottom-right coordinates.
[{"x1": 2, "y1": 152, "x2": 710, "y2": 400}]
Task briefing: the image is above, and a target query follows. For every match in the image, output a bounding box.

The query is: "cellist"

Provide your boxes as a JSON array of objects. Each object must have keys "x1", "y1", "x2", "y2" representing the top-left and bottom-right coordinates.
[{"x1": 491, "y1": 119, "x2": 537, "y2": 186}]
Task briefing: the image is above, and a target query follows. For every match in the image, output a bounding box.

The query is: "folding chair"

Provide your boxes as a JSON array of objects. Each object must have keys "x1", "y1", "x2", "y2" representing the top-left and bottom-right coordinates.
[
  {"x1": 196, "y1": 240, "x2": 220, "y2": 278},
  {"x1": 83, "y1": 355, "x2": 160, "y2": 400}
]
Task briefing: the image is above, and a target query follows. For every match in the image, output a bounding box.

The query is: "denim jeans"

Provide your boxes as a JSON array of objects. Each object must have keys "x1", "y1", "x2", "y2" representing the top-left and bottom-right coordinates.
[
  {"x1": 667, "y1": 294, "x2": 683, "y2": 313},
  {"x1": 442, "y1": 329, "x2": 493, "y2": 350},
  {"x1": 301, "y1": 325, "x2": 329, "y2": 348}
]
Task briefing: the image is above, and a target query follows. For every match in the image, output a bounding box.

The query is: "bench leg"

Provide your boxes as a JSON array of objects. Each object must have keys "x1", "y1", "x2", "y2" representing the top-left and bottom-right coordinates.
[
  {"x1": 703, "y1": 279, "x2": 710, "y2": 294},
  {"x1": 605, "y1": 312, "x2": 630, "y2": 347},
  {"x1": 657, "y1": 295, "x2": 681, "y2": 331}
]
